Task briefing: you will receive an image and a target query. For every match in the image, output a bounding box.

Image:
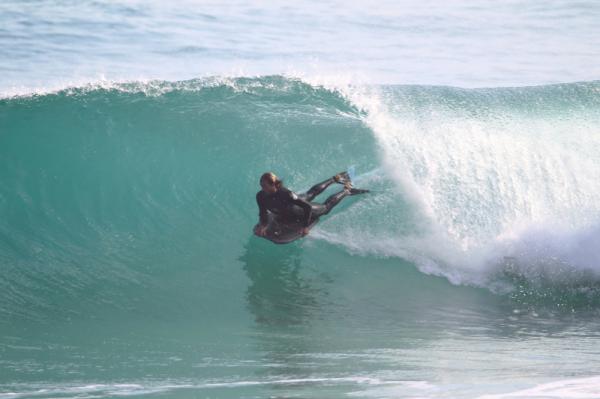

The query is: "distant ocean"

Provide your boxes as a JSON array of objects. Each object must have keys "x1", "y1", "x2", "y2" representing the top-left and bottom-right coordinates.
[{"x1": 2, "y1": 1, "x2": 600, "y2": 398}]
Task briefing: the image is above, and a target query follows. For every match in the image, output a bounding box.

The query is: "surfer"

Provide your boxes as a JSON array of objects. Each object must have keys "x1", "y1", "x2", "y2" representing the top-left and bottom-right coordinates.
[{"x1": 255, "y1": 171, "x2": 362, "y2": 238}]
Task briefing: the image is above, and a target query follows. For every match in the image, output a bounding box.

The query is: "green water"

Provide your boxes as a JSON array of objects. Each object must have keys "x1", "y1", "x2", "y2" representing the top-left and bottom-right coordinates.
[{"x1": 2, "y1": 77, "x2": 600, "y2": 398}]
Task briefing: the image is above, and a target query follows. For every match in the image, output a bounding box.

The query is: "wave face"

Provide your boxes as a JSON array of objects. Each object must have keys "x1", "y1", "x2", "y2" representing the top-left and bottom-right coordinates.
[
  {"x1": 2, "y1": 77, "x2": 600, "y2": 326},
  {"x1": 0, "y1": 77, "x2": 380, "y2": 324},
  {"x1": 3, "y1": 76, "x2": 600, "y2": 398}
]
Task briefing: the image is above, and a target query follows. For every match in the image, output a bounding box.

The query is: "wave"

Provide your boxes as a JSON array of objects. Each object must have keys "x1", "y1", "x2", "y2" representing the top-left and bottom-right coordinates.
[
  {"x1": 1, "y1": 76, "x2": 600, "y2": 321},
  {"x1": 348, "y1": 81, "x2": 600, "y2": 293}
]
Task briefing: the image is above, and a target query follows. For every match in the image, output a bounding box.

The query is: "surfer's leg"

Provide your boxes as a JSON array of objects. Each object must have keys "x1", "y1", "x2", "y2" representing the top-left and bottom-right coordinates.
[
  {"x1": 309, "y1": 204, "x2": 327, "y2": 218},
  {"x1": 303, "y1": 172, "x2": 349, "y2": 201},
  {"x1": 324, "y1": 189, "x2": 350, "y2": 212},
  {"x1": 303, "y1": 177, "x2": 335, "y2": 201},
  {"x1": 310, "y1": 188, "x2": 350, "y2": 217}
]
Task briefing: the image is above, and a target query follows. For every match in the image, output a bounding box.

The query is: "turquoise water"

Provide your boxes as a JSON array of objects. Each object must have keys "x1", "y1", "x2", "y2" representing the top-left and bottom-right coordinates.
[
  {"x1": 2, "y1": 77, "x2": 600, "y2": 398},
  {"x1": 2, "y1": 1, "x2": 600, "y2": 398}
]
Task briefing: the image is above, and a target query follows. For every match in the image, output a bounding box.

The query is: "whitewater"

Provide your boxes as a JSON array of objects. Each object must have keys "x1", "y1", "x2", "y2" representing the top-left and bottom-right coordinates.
[{"x1": 2, "y1": 1, "x2": 600, "y2": 399}]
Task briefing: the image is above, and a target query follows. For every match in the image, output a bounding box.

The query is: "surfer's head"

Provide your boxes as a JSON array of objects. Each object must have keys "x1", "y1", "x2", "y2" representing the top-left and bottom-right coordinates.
[{"x1": 260, "y1": 172, "x2": 282, "y2": 193}]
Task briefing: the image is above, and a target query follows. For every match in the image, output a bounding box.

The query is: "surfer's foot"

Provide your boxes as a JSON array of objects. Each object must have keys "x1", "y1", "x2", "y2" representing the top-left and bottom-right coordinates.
[
  {"x1": 334, "y1": 171, "x2": 351, "y2": 184},
  {"x1": 343, "y1": 181, "x2": 353, "y2": 193}
]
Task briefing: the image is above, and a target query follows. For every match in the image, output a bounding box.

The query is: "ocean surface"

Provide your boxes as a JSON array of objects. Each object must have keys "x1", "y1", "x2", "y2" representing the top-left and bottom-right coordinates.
[{"x1": 2, "y1": 1, "x2": 600, "y2": 399}]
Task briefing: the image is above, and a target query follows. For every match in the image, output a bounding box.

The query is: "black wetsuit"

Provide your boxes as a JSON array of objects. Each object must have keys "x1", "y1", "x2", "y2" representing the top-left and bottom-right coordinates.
[
  {"x1": 256, "y1": 187, "x2": 313, "y2": 227},
  {"x1": 256, "y1": 177, "x2": 351, "y2": 228}
]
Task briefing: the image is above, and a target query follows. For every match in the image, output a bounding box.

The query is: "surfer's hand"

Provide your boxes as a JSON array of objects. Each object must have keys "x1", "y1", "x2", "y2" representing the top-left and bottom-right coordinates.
[
  {"x1": 300, "y1": 227, "x2": 310, "y2": 236},
  {"x1": 256, "y1": 226, "x2": 267, "y2": 236}
]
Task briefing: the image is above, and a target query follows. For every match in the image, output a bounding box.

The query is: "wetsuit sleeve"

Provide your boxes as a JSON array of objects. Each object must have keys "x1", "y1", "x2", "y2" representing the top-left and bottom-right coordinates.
[
  {"x1": 256, "y1": 192, "x2": 268, "y2": 226},
  {"x1": 287, "y1": 191, "x2": 313, "y2": 227}
]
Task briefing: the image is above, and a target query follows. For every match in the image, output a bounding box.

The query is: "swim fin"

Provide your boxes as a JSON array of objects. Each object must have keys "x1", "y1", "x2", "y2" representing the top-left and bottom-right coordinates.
[{"x1": 348, "y1": 188, "x2": 370, "y2": 195}]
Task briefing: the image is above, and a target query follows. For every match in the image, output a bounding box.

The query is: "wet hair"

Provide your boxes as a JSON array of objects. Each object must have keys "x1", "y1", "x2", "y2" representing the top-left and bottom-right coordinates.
[{"x1": 260, "y1": 172, "x2": 283, "y2": 189}]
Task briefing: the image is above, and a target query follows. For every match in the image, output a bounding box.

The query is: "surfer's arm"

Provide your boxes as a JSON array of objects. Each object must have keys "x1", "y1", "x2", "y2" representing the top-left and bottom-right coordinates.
[{"x1": 256, "y1": 193, "x2": 269, "y2": 227}]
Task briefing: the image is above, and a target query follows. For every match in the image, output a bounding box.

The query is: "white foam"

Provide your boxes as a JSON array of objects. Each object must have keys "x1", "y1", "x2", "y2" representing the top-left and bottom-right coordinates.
[
  {"x1": 0, "y1": 376, "x2": 402, "y2": 399},
  {"x1": 478, "y1": 375, "x2": 600, "y2": 399},
  {"x1": 306, "y1": 78, "x2": 600, "y2": 290}
]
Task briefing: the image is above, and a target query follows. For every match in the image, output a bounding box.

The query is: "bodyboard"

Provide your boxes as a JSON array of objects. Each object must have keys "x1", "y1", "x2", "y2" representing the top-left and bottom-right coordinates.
[{"x1": 254, "y1": 214, "x2": 319, "y2": 244}]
